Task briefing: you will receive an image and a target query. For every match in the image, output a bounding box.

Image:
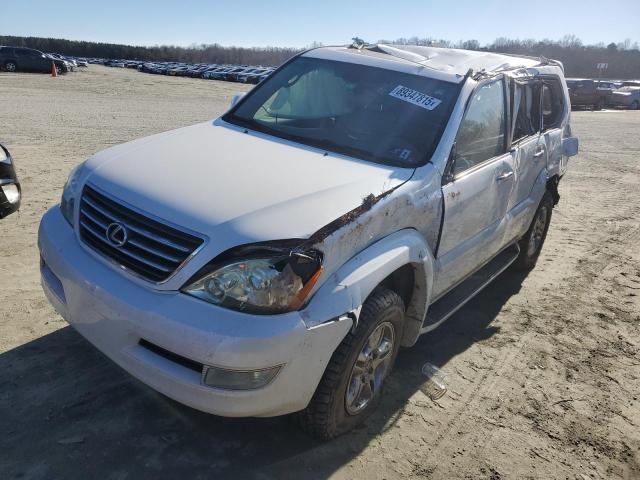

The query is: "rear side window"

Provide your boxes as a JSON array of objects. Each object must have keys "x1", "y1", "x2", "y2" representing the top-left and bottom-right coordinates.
[
  {"x1": 512, "y1": 82, "x2": 541, "y2": 143},
  {"x1": 542, "y1": 78, "x2": 565, "y2": 131},
  {"x1": 453, "y1": 78, "x2": 507, "y2": 175}
]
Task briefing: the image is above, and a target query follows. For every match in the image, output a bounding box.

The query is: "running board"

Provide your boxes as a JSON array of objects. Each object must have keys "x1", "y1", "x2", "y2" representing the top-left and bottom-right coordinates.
[{"x1": 421, "y1": 244, "x2": 520, "y2": 333}]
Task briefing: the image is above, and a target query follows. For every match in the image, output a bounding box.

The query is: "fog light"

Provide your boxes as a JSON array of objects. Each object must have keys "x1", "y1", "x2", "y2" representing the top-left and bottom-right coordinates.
[
  {"x1": 202, "y1": 364, "x2": 281, "y2": 390},
  {"x1": 1, "y1": 184, "x2": 19, "y2": 204}
]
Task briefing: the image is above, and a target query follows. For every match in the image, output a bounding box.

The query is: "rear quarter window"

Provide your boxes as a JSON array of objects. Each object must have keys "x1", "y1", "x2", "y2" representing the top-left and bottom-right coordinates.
[{"x1": 542, "y1": 78, "x2": 565, "y2": 131}]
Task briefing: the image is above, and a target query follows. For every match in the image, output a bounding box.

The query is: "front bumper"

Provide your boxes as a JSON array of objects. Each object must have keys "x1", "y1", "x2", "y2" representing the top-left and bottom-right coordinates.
[{"x1": 38, "y1": 206, "x2": 351, "y2": 417}]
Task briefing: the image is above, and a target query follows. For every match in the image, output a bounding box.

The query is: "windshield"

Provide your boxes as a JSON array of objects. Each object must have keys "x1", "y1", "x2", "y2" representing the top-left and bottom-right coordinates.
[{"x1": 224, "y1": 56, "x2": 460, "y2": 167}]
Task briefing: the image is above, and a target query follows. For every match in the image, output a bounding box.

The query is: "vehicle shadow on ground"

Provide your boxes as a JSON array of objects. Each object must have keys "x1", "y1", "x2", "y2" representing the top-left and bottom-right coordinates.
[{"x1": 0, "y1": 269, "x2": 528, "y2": 480}]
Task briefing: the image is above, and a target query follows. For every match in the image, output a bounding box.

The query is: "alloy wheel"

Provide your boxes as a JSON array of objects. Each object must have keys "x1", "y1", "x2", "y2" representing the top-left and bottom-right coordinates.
[
  {"x1": 527, "y1": 205, "x2": 548, "y2": 256},
  {"x1": 345, "y1": 321, "x2": 395, "y2": 415}
]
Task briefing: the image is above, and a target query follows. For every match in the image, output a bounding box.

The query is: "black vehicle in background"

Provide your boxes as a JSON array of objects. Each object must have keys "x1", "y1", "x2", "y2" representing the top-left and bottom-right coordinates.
[
  {"x1": 0, "y1": 144, "x2": 21, "y2": 218},
  {"x1": 0, "y1": 46, "x2": 66, "y2": 74}
]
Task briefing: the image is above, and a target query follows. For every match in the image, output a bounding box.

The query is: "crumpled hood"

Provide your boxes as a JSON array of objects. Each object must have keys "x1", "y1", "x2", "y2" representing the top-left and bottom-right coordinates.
[{"x1": 84, "y1": 120, "x2": 414, "y2": 255}]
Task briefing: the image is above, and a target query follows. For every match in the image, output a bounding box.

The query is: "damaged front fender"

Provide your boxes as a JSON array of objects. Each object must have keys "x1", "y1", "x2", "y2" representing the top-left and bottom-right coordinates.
[{"x1": 300, "y1": 229, "x2": 435, "y2": 347}]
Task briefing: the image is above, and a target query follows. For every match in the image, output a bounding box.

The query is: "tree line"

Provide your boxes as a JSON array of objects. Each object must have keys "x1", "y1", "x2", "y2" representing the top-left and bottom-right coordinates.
[
  {"x1": 1, "y1": 34, "x2": 639, "y2": 78},
  {"x1": 0, "y1": 35, "x2": 301, "y2": 66}
]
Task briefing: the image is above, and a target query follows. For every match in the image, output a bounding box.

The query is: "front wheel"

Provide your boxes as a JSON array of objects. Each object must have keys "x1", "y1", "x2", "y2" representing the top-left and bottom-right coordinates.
[
  {"x1": 296, "y1": 287, "x2": 405, "y2": 439},
  {"x1": 514, "y1": 191, "x2": 554, "y2": 270},
  {"x1": 630, "y1": 101, "x2": 640, "y2": 110},
  {"x1": 4, "y1": 61, "x2": 17, "y2": 72}
]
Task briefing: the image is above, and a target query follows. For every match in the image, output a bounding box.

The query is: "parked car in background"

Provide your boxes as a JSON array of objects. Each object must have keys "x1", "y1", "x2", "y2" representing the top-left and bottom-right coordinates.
[
  {"x1": 104, "y1": 60, "x2": 125, "y2": 68},
  {"x1": 566, "y1": 78, "x2": 609, "y2": 109},
  {"x1": 202, "y1": 66, "x2": 230, "y2": 79},
  {"x1": 0, "y1": 144, "x2": 21, "y2": 218},
  {"x1": 0, "y1": 46, "x2": 66, "y2": 74},
  {"x1": 608, "y1": 86, "x2": 640, "y2": 109},
  {"x1": 244, "y1": 68, "x2": 275, "y2": 84},
  {"x1": 168, "y1": 66, "x2": 190, "y2": 76},
  {"x1": 39, "y1": 44, "x2": 578, "y2": 439},
  {"x1": 236, "y1": 67, "x2": 269, "y2": 83},
  {"x1": 596, "y1": 80, "x2": 621, "y2": 100},
  {"x1": 218, "y1": 66, "x2": 247, "y2": 81},
  {"x1": 47, "y1": 53, "x2": 74, "y2": 72},
  {"x1": 205, "y1": 66, "x2": 230, "y2": 79}
]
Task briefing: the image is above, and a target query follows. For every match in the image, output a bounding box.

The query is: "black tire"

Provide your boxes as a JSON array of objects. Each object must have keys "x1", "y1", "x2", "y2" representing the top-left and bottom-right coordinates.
[
  {"x1": 55, "y1": 64, "x2": 62, "y2": 75},
  {"x1": 594, "y1": 99, "x2": 604, "y2": 110},
  {"x1": 631, "y1": 101, "x2": 640, "y2": 111},
  {"x1": 296, "y1": 287, "x2": 405, "y2": 439},
  {"x1": 514, "y1": 190, "x2": 554, "y2": 270},
  {"x1": 4, "y1": 61, "x2": 17, "y2": 73}
]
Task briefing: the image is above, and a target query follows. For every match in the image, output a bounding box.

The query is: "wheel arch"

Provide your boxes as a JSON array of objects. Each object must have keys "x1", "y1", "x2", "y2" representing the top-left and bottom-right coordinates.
[
  {"x1": 301, "y1": 229, "x2": 434, "y2": 348},
  {"x1": 546, "y1": 174, "x2": 561, "y2": 205}
]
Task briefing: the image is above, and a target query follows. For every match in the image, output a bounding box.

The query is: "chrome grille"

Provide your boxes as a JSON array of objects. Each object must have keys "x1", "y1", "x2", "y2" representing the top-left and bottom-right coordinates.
[{"x1": 78, "y1": 184, "x2": 204, "y2": 283}]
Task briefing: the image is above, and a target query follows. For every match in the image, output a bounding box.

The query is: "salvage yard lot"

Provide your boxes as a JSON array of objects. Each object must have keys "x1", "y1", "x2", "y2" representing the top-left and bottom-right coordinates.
[{"x1": 1, "y1": 66, "x2": 639, "y2": 479}]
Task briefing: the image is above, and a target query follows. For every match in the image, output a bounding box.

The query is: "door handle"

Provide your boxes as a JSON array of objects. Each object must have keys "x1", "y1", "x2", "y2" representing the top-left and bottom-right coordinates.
[
  {"x1": 533, "y1": 147, "x2": 546, "y2": 158},
  {"x1": 496, "y1": 171, "x2": 514, "y2": 181}
]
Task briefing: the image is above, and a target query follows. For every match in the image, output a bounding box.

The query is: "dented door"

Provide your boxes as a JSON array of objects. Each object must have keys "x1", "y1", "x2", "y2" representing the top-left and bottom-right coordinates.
[
  {"x1": 435, "y1": 152, "x2": 515, "y2": 298},
  {"x1": 432, "y1": 77, "x2": 514, "y2": 298}
]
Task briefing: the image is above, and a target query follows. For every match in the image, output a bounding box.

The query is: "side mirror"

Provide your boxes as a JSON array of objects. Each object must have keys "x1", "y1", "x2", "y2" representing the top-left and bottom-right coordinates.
[
  {"x1": 562, "y1": 136, "x2": 579, "y2": 157},
  {"x1": 0, "y1": 144, "x2": 21, "y2": 219},
  {"x1": 229, "y1": 93, "x2": 246, "y2": 109}
]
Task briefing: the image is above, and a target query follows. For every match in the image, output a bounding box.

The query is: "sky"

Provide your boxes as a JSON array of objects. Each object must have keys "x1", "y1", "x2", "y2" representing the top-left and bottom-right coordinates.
[{"x1": 2, "y1": 0, "x2": 639, "y2": 48}]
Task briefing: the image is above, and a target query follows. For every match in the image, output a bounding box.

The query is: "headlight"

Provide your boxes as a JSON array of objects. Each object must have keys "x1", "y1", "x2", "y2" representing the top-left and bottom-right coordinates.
[
  {"x1": 182, "y1": 249, "x2": 323, "y2": 314},
  {"x1": 60, "y1": 165, "x2": 82, "y2": 226}
]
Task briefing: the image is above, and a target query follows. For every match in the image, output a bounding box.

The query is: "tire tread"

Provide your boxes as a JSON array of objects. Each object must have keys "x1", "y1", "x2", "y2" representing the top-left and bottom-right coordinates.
[{"x1": 296, "y1": 287, "x2": 404, "y2": 439}]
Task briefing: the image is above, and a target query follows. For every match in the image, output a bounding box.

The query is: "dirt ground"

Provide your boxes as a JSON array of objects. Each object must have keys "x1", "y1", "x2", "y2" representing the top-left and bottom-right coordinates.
[{"x1": 1, "y1": 66, "x2": 639, "y2": 480}]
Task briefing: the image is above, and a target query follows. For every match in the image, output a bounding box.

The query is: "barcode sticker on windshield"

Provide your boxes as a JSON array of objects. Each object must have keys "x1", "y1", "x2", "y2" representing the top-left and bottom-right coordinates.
[{"x1": 389, "y1": 85, "x2": 442, "y2": 111}]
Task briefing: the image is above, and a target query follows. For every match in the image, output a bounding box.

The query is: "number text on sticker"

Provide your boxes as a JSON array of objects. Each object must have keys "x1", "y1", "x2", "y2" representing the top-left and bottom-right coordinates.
[{"x1": 389, "y1": 85, "x2": 442, "y2": 111}]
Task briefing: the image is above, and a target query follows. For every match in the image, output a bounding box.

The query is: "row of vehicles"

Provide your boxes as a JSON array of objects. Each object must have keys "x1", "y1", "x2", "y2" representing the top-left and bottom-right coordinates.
[
  {"x1": 136, "y1": 61, "x2": 275, "y2": 84},
  {"x1": 567, "y1": 78, "x2": 640, "y2": 110},
  {"x1": 0, "y1": 46, "x2": 88, "y2": 74},
  {"x1": 94, "y1": 57, "x2": 275, "y2": 84},
  {"x1": 0, "y1": 47, "x2": 275, "y2": 85}
]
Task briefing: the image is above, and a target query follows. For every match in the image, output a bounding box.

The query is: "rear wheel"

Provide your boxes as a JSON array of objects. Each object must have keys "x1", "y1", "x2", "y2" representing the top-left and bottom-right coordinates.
[
  {"x1": 297, "y1": 287, "x2": 405, "y2": 439},
  {"x1": 631, "y1": 101, "x2": 640, "y2": 110},
  {"x1": 4, "y1": 61, "x2": 17, "y2": 72},
  {"x1": 594, "y1": 98, "x2": 604, "y2": 110},
  {"x1": 514, "y1": 191, "x2": 554, "y2": 270}
]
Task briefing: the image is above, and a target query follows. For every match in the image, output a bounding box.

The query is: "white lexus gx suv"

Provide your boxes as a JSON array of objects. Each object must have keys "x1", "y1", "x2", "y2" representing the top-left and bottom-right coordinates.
[{"x1": 39, "y1": 43, "x2": 578, "y2": 438}]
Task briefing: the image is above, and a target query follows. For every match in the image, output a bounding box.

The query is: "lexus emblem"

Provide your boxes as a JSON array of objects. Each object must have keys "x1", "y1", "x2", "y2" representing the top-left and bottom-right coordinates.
[{"x1": 106, "y1": 222, "x2": 128, "y2": 247}]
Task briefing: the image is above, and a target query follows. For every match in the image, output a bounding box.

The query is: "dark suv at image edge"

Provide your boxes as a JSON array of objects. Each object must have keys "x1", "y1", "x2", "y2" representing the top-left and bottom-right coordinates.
[{"x1": 0, "y1": 46, "x2": 66, "y2": 74}]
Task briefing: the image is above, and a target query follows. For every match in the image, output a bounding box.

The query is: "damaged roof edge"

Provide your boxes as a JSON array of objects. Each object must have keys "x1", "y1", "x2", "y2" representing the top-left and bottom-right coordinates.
[{"x1": 339, "y1": 43, "x2": 552, "y2": 77}]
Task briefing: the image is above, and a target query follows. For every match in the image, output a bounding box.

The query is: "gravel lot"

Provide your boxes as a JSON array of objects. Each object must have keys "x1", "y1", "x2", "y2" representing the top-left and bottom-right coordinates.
[{"x1": 1, "y1": 66, "x2": 639, "y2": 480}]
